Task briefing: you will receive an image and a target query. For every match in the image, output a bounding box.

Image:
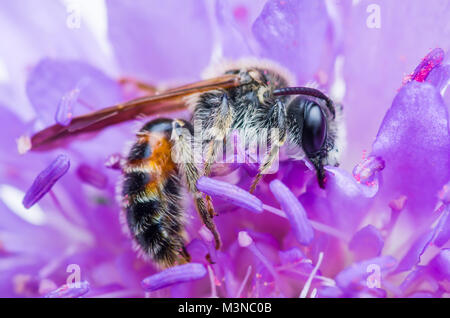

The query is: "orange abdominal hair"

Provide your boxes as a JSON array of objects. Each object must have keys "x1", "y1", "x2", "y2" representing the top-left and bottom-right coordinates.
[{"x1": 120, "y1": 118, "x2": 185, "y2": 267}]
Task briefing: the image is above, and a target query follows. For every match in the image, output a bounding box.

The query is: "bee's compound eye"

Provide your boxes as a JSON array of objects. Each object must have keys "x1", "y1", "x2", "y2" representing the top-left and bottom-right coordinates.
[{"x1": 302, "y1": 104, "x2": 327, "y2": 155}]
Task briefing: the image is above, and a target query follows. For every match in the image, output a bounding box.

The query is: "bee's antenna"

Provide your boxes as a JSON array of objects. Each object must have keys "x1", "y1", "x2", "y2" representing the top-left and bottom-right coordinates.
[{"x1": 273, "y1": 87, "x2": 335, "y2": 118}]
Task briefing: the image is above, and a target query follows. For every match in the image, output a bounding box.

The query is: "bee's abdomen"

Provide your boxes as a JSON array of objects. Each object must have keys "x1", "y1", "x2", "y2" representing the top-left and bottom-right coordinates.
[
  {"x1": 121, "y1": 118, "x2": 184, "y2": 267},
  {"x1": 123, "y1": 175, "x2": 184, "y2": 266}
]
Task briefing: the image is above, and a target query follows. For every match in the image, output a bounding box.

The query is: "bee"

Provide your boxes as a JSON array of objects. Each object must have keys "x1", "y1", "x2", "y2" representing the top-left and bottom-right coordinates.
[{"x1": 26, "y1": 59, "x2": 344, "y2": 267}]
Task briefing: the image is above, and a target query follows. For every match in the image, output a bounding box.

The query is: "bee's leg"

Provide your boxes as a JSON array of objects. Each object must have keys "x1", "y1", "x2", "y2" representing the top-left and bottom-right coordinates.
[
  {"x1": 118, "y1": 77, "x2": 157, "y2": 94},
  {"x1": 203, "y1": 93, "x2": 233, "y2": 175},
  {"x1": 194, "y1": 195, "x2": 222, "y2": 249},
  {"x1": 249, "y1": 144, "x2": 282, "y2": 193},
  {"x1": 202, "y1": 93, "x2": 233, "y2": 215},
  {"x1": 171, "y1": 120, "x2": 222, "y2": 249},
  {"x1": 204, "y1": 195, "x2": 216, "y2": 218},
  {"x1": 249, "y1": 100, "x2": 287, "y2": 193}
]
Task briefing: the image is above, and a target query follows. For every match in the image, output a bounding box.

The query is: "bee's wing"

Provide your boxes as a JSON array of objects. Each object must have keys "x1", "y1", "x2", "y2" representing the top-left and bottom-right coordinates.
[{"x1": 28, "y1": 74, "x2": 242, "y2": 151}]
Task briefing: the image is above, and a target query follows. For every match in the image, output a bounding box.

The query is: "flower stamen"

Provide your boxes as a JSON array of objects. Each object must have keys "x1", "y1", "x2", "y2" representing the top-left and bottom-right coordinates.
[{"x1": 299, "y1": 252, "x2": 324, "y2": 298}]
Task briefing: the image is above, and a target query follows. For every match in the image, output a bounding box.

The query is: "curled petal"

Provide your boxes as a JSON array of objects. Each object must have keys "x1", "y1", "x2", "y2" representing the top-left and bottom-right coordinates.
[
  {"x1": 428, "y1": 249, "x2": 450, "y2": 281},
  {"x1": 409, "y1": 48, "x2": 444, "y2": 83},
  {"x1": 141, "y1": 263, "x2": 207, "y2": 292},
  {"x1": 352, "y1": 156, "x2": 385, "y2": 186},
  {"x1": 269, "y1": 179, "x2": 314, "y2": 245},
  {"x1": 328, "y1": 166, "x2": 379, "y2": 199},
  {"x1": 44, "y1": 281, "x2": 90, "y2": 298},
  {"x1": 22, "y1": 154, "x2": 70, "y2": 209},
  {"x1": 197, "y1": 177, "x2": 263, "y2": 213},
  {"x1": 349, "y1": 225, "x2": 384, "y2": 261},
  {"x1": 395, "y1": 229, "x2": 435, "y2": 273}
]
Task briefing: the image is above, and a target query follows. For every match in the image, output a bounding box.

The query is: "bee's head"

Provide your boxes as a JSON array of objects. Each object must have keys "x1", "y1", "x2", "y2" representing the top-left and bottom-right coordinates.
[{"x1": 275, "y1": 87, "x2": 344, "y2": 188}]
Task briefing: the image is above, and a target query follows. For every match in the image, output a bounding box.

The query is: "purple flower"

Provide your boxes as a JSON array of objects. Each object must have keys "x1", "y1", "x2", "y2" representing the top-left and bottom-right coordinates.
[{"x1": 0, "y1": 0, "x2": 449, "y2": 298}]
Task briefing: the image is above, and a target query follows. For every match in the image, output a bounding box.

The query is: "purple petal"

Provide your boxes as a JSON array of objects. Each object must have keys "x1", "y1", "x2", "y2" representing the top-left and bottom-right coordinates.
[
  {"x1": 438, "y1": 181, "x2": 450, "y2": 204},
  {"x1": 349, "y1": 225, "x2": 384, "y2": 261},
  {"x1": 44, "y1": 281, "x2": 90, "y2": 298},
  {"x1": 316, "y1": 286, "x2": 343, "y2": 298},
  {"x1": 185, "y1": 239, "x2": 209, "y2": 264},
  {"x1": 335, "y1": 256, "x2": 397, "y2": 291},
  {"x1": 26, "y1": 59, "x2": 123, "y2": 127},
  {"x1": 252, "y1": 0, "x2": 333, "y2": 84},
  {"x1": 141, "y1": 263, "x2": 207, "y2": 292},
  {"x1": 395, "y1": 229, "x2": 435, "y2": 273},
  {"x1": 107, "y1": 0, "x2": 212, "y2": 83},
  {"x1": 197, "y1": 177, "x2": 263, "y2": 213},
  {"x1": 352, "y1": 287, "x2": 387, "y2": 299},
  {"x1": 213, "y1": 0, "x2": 266, "y2": 59},
  {"x1": 76, "y1": 164, "x2": 108, "y2": 189},
  {"x1": 342, "y1": 2, "x2": 450, "y2": 168},
  {"x1": 22, "y1": 154, "x2": 70, "y2": 208},
  {"x1": 352, "y1": 156, "x2": 385, "y2": 186},
  {"x1": 426, "y1": 64, "x2": 450, "y2": 96},
  {"x1": 372, "y1": 81, "x2": 450, "y2": 216},
  {"x1": 407, "y1": 291, "x2": 434, "y2": 298},
  {"x1": 428, "y1": 248, "x2": 450, "y2": 281},
  {"x1": 433, "y1": 205, "x2": 450, "y2": 247},
  {"x1": 327, "y1": 165, "x2": 379, "y2": 199},
  {"x1": 399, "y1": 267, "x2": 427, "y2": 293},
  {"x1": 269, "y1": 179, "x2": 314, "y2": 245},
  {"x1": 278, "y1": 247, "x2": 315, "y2": 277},
  {"x1": 0, "y1": 0, "x2": 111, "y2": 117},
  {"x1": 324, "y1": 166, "x2": 377, "y2": 231}
]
